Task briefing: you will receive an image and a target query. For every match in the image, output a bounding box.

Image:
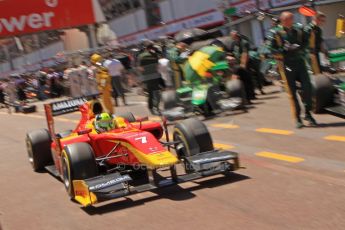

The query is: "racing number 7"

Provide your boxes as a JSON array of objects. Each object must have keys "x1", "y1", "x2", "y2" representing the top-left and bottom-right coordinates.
[{"x1": 135, "y1": 136, "x2": 147, "y2": 144}]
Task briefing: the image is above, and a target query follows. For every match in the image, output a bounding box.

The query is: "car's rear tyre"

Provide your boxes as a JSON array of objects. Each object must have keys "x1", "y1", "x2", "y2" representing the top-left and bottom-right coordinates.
[
  {"x1": 173, "y1": 118, "x2": 214, "y2": 173},
  {"x1": 116, "y1": 111, "x2": 136, "y2": 122},
  {"x1": 61, "y1": 143, "x2": 98, "y2": 198},
  {"x1": 225, "y1": 79, "x2": 245, "y2": 99},
  {"x1": 26, "y1": 129, "x2": 53, "y2": 172},
  {"x1": 312, "y1": 75, "x2": 335, "y2": 113},
  {"x1": 162, "y1": 90, "x2": 178, "y2": 110}
]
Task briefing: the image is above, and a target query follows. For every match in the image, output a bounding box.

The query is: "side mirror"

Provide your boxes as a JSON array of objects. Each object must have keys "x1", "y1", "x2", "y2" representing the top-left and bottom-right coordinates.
[
  {"x1": 136, "y1": 116, "x2": 149, "y2": 122},
  {"x1": 136, "y1": 116, "x2": 149, "y2": 129},
  {"x1": 77, "y1": 129, "x2": 92, "y2": 135}
]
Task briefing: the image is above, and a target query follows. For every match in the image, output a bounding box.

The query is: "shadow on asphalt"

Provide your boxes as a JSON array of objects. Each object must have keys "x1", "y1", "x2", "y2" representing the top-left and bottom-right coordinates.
[
  {"x1": 82, "y1": 172, "x2": 250, "y2": 215},
  {"x1": 256, "y1": 96, "x2": 280, "y2": 100},
  {"x1": 202, "y1": 109, "x2": 249, "y2": 121},
  {"x1": 250, "y1": 101, "x2": 265, "y2": 106},
  {"x1": 311, "y1": 122, "x2": 345, "y2": 128}
]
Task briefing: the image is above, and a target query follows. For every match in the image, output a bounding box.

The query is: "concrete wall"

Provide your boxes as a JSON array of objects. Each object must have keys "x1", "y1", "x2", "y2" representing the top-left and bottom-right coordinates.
[
  {"x1": 169, "y1": 0, "x2": 217, "y2": 19},
  {"x1": 12, "y1": 42, "x2": 64, "y2": 68},
  {"x1": 0, "y1": 41, "x2": 64, "y2": 76},
  {"x1": 159, "y1": 0, "x2": 174, "y2": 22},
  {"x1": 108, "y1": 9, "x2": 148, "y2": 37},
  {"x1": 0, "y1": 62, "x2": 11, "y2": 73}
]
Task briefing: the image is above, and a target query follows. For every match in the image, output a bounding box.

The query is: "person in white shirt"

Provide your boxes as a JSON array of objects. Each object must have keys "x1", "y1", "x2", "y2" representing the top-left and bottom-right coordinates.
[
  {"x1": 158, "y1": 58, "x2": 173, "y2": 89},
  {"x1": 103, "y1": 54, "x2": 127, "y2": 106}
]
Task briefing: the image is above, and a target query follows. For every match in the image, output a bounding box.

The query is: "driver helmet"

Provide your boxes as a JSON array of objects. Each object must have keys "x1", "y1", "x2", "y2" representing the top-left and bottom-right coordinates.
[{"x1": 94, "y1": 113, "x2": 114, "y2": 132}]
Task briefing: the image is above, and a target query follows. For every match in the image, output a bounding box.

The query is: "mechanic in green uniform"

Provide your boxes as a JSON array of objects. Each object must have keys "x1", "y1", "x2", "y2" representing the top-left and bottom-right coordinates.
[
  {"x1": 304, "y1": 11, "x2": 328, "y2": 74},
  {"x1": 230, "y1": 31, "x2": 256, "y2": 102},
  {"x1": 269, "y1": 11, "x2": 317, "y2": 128},
  {"x1": 167, "y1": 42, "x2": 190, "y2": 88}
]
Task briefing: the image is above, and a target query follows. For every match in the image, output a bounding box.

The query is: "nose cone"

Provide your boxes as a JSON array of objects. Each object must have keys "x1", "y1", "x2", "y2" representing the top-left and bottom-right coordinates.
[{"x1": 144, "y1": 151, "x2": 179, "y2": 168}]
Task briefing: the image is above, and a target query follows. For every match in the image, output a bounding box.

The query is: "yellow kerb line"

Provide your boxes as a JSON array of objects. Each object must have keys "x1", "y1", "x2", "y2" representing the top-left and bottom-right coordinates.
[
  {"x1": 214, "y1": 143, "x2": 235, "y2": 150},
  {"x1": 256, "y1": 151, "x2": 304, "y2": 163},
  {"x1": 211, "y1": 124, "x2": 239, "y2": 129},
  {"x1": 324, "y1": 135, "x2": 345, "y2": 143},
  {"x1": 256, "y1": 128, "x2": 293, "y2": 135}
]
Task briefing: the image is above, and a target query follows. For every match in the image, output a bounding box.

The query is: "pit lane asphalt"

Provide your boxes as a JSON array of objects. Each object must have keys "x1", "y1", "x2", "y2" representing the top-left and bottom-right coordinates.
[{"x1": 0, "y1": 86, "x2": 344, "y2": 230}]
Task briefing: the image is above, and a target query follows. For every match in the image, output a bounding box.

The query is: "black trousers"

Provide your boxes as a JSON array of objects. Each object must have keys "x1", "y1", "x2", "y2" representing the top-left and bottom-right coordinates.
[
  {"x1": 278, "y1": 59, "x2": 313, "y2": 120},
  {"x1": 236, "y1": 67, "x2": 256, "y2": 101},
  {"x1": 148, "y1": 90, "x2": 161, "y2": 111}
]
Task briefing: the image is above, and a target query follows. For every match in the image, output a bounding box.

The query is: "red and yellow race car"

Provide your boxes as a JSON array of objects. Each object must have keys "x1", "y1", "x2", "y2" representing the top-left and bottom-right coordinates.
[{"x1": 26, "y1": 96, "x2": 240, "y2": 207}]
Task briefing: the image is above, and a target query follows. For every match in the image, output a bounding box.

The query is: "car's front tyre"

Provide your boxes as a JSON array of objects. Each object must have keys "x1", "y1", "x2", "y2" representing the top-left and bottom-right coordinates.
[
  {"x1": 62, "y1": 143, "x2": 98, "y2": 198},
  {"x1": 26, "y1": 129, "x2": 53, "y2": 171}
]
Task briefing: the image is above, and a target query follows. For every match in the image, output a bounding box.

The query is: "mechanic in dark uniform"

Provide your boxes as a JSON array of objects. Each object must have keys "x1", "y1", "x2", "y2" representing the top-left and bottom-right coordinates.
[
  {"x1": 269, "y1": 11, "x2": 317, "y2": 128},
  {"x1": 230, "y1": 30, "x2": 256, "y2": 103},
  {"x1": 304, "y1": 11, "x2": 328, "y2": 74},
  {"x1": 137, "y1": 40, "x2": 166, "y2": 115}
]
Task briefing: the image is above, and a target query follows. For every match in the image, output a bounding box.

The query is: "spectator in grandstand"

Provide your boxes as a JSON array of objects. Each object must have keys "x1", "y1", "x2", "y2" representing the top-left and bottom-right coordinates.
[
  {"x1": 16, "y1": 81, "x2": 27, "y2": 102},
  {"x1": 37, "y1": 71, "x2": 48, "y2": 100},
  {"x1": 6, "y1": 75, "x2": 18, "y2": 105},
  {"x1": 0, "y1": 80, "x2": 11, "y2": 113},
  {"x1": 47, "y1": 69, "x2": 63, "y2": 98}
]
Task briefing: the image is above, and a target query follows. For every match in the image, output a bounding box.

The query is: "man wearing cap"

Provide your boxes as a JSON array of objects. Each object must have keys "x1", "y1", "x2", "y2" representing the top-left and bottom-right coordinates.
[{"x1": 269, "y1": 11, "x2": 317, "y2": 128}]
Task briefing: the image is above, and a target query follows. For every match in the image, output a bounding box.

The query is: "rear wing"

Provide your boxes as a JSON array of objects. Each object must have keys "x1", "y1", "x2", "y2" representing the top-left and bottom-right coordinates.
[{"x1": 44, "y1": 95, "x2": 99, "y2": 149}]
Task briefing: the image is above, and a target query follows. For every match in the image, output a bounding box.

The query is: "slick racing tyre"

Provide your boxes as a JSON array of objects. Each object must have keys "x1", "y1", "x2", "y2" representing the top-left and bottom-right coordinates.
[
  {"x1": 312, "y1": 75, "x2": 335, "y2": 113},
  {"x1": 225, "y1": 79, "x2": 245, "y2": 99},
  {"x1": 26, "y1": 129, "x2": 53, "y2": 172},
  {"x1": 162, "y1": 90, "x2": 178, "y2": 110},
  {"x1": 116, "y1": 111, "x2": 136, "y2": 123},
  {"x1": 62, "y1": 143, "x2": 98, "y2": 198},
  {"x1": 173, "y1": 118, "x2": 214, "y2": 173}
]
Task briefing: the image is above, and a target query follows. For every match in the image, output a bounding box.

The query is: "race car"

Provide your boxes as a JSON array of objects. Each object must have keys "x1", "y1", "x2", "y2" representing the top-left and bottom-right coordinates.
[
  {"x1": 161, "y1": 61, "x2": 245, "y2": 121},
  {"x1": 25, "y1": 96, "x2": 240, "y2": 207},
  {"x1": 313, "y1": 73, "x2": 345, "y2": 119}
]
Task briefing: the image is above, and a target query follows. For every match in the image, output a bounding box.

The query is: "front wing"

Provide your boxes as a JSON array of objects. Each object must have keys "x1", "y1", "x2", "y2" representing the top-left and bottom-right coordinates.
[{"x1": 73, "y1": 150, "x2": 240, "y2": 207}]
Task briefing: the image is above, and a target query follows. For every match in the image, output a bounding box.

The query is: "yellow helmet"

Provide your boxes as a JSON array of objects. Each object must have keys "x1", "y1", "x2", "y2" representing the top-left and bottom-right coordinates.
[{"x1": 90, "y1": 54, "x2": 102, "y2": 64}]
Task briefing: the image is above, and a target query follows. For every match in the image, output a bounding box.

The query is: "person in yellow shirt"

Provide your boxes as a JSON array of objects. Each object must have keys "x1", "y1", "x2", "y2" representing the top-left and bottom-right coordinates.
[{"x1": 90, "y1": 54, "x2": 114, "y2": 114}]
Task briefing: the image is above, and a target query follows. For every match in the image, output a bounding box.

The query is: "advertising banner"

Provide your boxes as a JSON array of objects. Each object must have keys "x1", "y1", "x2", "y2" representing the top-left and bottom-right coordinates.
[{"x1": 0, "y1": 0, "x2": 96, "y2": 37}]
